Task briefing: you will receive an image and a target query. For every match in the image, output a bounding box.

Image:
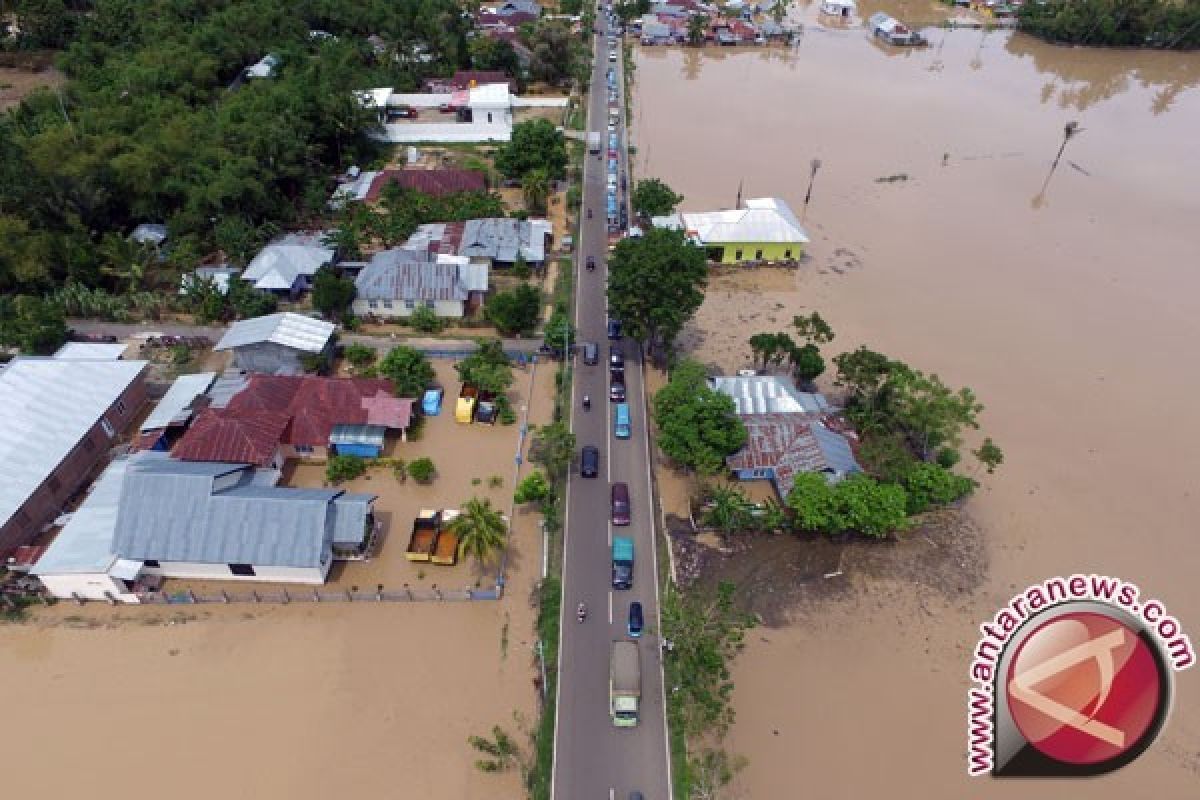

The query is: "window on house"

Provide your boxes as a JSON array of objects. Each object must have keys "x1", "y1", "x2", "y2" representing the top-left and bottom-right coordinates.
[
  {"x1": 143, "y1": 559, "x2": 160, "y2": 569},
  {"x1": 785, "y1": 249, "x2": 792, "y2": 259},
  {"x1": 229, "y1": 564, "x2": 257, "y2": 577},
  {"x1": 82, "y1": 437, "x2": 95, "y2": 452},
  {"x1": 424, "y1": 301, "x2": 435, "y2": 309},
  {"x1": 405, "y1": 300, "x2": 416, "y2": 310},
  {"x1": 115, "y1": 399, "x2": 126, "y2": 414},
  {"x1": 755, "y1": 249, "x2": 763, "y2": 260},
  {"x1": 294, "y1": 444, "x2": 313, "y2": 455},
  {"x1": 487, "y1": 112, "x2": 493, "y2": 123},
  {"x1": 383, "y1": 300, "x2": 393, "y2": 309},
  {"x1": 735, "y1": 249, "x2": 743, "y2": 260},
  {"x1": 100, "y1": 418, "x2": 116, "y2": 438},
  {"x1": 368, "y1": 299, "x2": 378, "y2": 309}
]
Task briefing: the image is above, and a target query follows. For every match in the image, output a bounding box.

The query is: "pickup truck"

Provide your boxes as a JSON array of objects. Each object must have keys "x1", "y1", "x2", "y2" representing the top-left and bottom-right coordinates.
[
  {"x1": 455, "y1": 384, "x2": 478, "y2": 424},
  {"x1": 474, "y1": 389, "x2": 498, "y2": 425},
  {"x1": 587, "y1": 131, "x2": 602, "y2": 154},
  {"x1": 610, "y1": 641, "x2": 641, "y2": 727},
  {"x1": 611, "y1": 536, "x2": 634, "y2": 589}
]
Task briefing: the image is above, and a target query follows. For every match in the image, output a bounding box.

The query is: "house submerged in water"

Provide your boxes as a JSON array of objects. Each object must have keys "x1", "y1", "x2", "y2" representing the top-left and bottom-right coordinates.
[{"x1": 868, "y1": 12, "x2": 926, "y2": 46}]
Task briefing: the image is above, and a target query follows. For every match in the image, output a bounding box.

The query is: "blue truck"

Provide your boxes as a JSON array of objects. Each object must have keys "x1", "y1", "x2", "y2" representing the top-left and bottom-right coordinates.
[{"x1": 612, "y1": 536, "x2": 634, "y2": 589}]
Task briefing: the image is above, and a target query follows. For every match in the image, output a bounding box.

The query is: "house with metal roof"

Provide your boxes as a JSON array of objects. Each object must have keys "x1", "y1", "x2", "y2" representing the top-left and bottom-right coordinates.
[
  {"x1": 214, "y1": 312, "x2": 336, "y2": 375},
  {"x1": 240, "y1": 232, "x2": 335, "y2": 295},
  {"x1": 708, "y1": 374, "x2": 833, "y2": 416},
  {"x1": 652, "y1": 196, "x2": 809, "y2": 264},
  {"x1": 0, "y1": 357, "x2": 149, "y2": 559},
  {"x1": 353, "y1": 248, "x2": 488, "y2": 319},
  {"x1": 174, "y1": 374, "x2": 414, "y2": 465},
  {"x1": 135, "y1": 372, "x2": 217, "y2": 452},
  {"x1": 36, "y1": 456, "x2": 380, "y2": 591},
  {"x1": 727, "y1": 413, "x2": 861, "y2": 497},
  {"x1": 53, "y1": 342, "x2": 129, "y2": 360},
  {"x1": 459, "y1": 217, "x2": 552, "y2": 267}
]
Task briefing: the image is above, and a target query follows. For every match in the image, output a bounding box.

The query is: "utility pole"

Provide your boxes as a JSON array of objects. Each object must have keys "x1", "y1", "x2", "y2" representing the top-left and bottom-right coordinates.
[{"x1": 802, "y1": 158, "x2": 821, "y2": 221}]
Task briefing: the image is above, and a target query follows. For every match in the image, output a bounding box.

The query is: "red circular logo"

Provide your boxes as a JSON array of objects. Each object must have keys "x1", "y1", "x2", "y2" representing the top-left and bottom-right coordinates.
[{"x1": 1005, "y1": 611, "x2": 1163, "y2": 765}]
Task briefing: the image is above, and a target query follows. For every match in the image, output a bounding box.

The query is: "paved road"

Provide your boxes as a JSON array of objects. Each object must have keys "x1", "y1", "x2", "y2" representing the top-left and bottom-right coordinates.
[
  {"x1": 552, "y1": 14, "x2": 673, "y2": 800},
  {"x1": 65, "y1": 319, "x2": 545, "y2": 356}
]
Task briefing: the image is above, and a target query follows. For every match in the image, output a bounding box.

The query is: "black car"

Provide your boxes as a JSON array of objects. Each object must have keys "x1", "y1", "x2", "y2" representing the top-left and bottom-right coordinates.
[
  {"x1": 609, "y1": 376, "x2": 626, "y2": 402},
  {"x1": 609, "y1": 342, "x2": 624, "y2": 369},
  {"x1": 607, "y1": 318, "x2": 622, "y2": 339},
  {"x1": 627, "y1": 601, "x2": 643, "y2": 637},
  {"x1": 581, "y1": 445, "x2": 599, "y2": 478}
]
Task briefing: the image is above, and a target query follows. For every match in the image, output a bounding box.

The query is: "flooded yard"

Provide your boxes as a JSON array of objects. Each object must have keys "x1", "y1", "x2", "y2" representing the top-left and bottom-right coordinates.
[
  {"x1": 633, "y1": 7, "x2": 1200, "y2": 797},
  {"x1": 0, "y1": 359, "x2": 557, "y2": 800}
]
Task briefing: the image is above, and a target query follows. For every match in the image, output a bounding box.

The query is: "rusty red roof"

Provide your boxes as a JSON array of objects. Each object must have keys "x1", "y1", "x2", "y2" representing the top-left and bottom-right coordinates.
[
  {"x1": 174, "y1": 376, "x2": 414, "y2": 463},
  {"x1": 726, "y1": 413, "x2": 861, "y2": 496},
  {"x1": 365, "y1": 169, "x2": 487, "y2": 202},
  {"x1": 173, "y1": 409, "x2": 290, "y2": 466}
]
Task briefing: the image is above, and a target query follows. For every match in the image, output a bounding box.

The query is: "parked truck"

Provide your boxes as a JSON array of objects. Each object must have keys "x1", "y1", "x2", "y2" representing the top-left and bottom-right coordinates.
[
  {"x1": 587, "y1": 131, "x2": 602, "y2": 155},
  {"x1": 455, "y1": 384, "x2": 478, "y2": 424},
  {"x1": 610, "y1": 641, "x2": 641, "y2": 727},
  {"x1": 406, "y1": 509, "x2": 440, "y2": 561},
  {"x1": 611, "y1": 536, "x2": 634, "y2": 589}
]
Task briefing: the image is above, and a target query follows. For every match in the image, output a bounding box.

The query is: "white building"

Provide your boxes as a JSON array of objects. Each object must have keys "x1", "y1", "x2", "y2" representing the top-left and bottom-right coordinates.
[
  {"x1": 359, "y1": 83, "x2": 568, "y2": 143},
  {"x1": 240, "y1": 232, "x2": 334, "y2": 295}
]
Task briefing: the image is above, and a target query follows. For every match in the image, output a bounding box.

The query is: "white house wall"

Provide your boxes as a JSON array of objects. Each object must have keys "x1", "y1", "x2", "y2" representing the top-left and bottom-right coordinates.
[
  {"x1": 142, "y1": 562, "x2": 330, "y2": 585},
  {"x1": 374, "y1": 121, "x2": 512, "y2": 143},
  {"x1": 511, "y1": 97, "x2": 569, "y2": 108},
  {"x1": 39, "y1": 573, "x2": 140, "y2": 603},
  {"x1": 353, "y1": 298, "x2": 465, "y2": 318}
]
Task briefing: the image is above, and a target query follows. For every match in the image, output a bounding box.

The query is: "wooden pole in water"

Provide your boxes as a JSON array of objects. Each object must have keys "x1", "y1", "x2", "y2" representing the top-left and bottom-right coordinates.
[{"x1": 803, "y1": 158, "x2": 821, "y2": 222}]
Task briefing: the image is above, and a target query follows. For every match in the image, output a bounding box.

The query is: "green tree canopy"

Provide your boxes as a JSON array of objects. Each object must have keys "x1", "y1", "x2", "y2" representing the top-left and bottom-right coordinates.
[
  {"x1": 514, "y1": 471, "x2": 552, "y2": 506},
  {"x1": 529, "y1": 421, "x2": 576, "y2": 482},
  {"x1": 607, "y1": 227, "x2": 708, "y2": 356},
  {"x1": 379, "y1": 345, "x2": 436, "y2": 398},
  {"x1": 652, "y1": 360, "x2": 746, "y2": 474},
  {"x1": 631, "y1": 178, "x2": 684, "y2": 218},
  {"x1": 495, "y1": 119, "x2": 567, "y2": 180},
  {"x1": 0, "y1": 295, "x2": 68, "y2": 355},
  {"x1": 485, "y1": 283, "x2": 541, "y2": 335},
  {"x1": 311, "y1": 265, "x2": 356, "y2": 320},
  {"x1": 785, "y1": 473, "x2": 909, "y2": 539},
  {"x1": 456, "y1": 338, "x2": 514, "y2": 393}
]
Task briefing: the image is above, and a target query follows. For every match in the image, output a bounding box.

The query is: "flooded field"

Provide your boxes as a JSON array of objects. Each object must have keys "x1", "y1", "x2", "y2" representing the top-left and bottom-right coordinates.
[
  {"x1": 0, "y1": 360, "x2": 556, "y2": 800},
  {"x1": 633, "y1": 7, "x2": 1200, "y2": 798}
]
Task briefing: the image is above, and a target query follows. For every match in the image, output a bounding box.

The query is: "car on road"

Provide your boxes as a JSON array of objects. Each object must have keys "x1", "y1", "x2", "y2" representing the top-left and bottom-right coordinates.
[
  {"x1": 627, "y1": 602, "x2": 643, "y2": 637},
  {"x1": 611, "y1": 482, "x2": 631, "y2": 525},
  {"x1": 581, "y1": 341, "x2": 598, "y2": 365},
  {"x1": 607, "y1": 318, "x2": 622, "y2": 339},
  {"x1": 614, "y1": 402, "x2": 631, "y2": 439},
  {"x1": 609, "y1": 375, "x2": 626, "y2": 402},
  {"x1": 609, "y1": 342, "x2": 624, "y2": 369},
  {"x1": 581, "y1": 445, "x2": 599, "y2": 478}
]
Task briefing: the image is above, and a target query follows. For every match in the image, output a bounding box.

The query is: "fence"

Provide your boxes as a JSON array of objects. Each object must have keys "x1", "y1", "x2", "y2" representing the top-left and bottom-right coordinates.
[{"x1": 132, "y1": 585, "x2": 502, "y2": 605}]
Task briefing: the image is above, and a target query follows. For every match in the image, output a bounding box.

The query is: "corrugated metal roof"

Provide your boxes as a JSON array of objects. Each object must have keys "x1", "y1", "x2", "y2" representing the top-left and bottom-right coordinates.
[
  {"x1": 364, "y1": 168, "x2": 487, "y2": 202},
  {"x1": 241, "y1": 233, "x2": 334, "y2": 290},
  {"x1": 172, "y1": 409, "x2": 290, "y2": 466},
  {"x1": 331, "y1": 494, "x2": 374, "y2": 545},
  {"x1": 708, "y1": 375, "x2": 832, "y2": 416},
  {"x1": 111, "y1": 459, "x2": 351, "y2": 569},
  {"x1": 727, "y1": 413, "x2": 860, "y2": 495},
  {"x1": 355, "y1": 248, "x2": 470, "y2": 302},
  {"x1": 214, "y1": 313, "x2": 335, "y2": 353},
  {"x1": 0, "y1": 358, "x2": 147, "y2": 534},
  {"x1": 459, "y1": 218, "x2": 549, "y2": 263},
  {"x1": 32, "y1": 453, "x2": 158, "y2": 576},
  {"x1": 53, "y1": 342, "x2": 128, "y2": 360},
  {"x1": 141, "y1": 372, "x2": 217, "y2": 432},
  {"x1": 678, "y1": 197, "x2": 810, "y2": 245},
  {"x1": 329, "y1": 424, "x2": 386, "y2": 447}
]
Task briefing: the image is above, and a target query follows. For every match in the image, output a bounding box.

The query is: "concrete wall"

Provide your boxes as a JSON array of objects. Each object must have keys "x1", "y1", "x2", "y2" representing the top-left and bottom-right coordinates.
[
  {"x1": 281, "y1": 443, "x2": 329, "y2": 461},
  {"x1": 353, "y1": 298, "x2": 465, "y2": 319},
  {"x1": 0, "y1": 369, "x2": 148, "y2": 558},
  {"x1": 374, "y1": 121, "x2": 512, "y2": 143},
  {"x1": 39, "y1": 573, "x2": 140, "y2": 603},
  {"x1": 141, "y1": 560, "x2": 331, "y2": 585},
  {"x1": 231, "y1": 341, "x2": 305, "y2": 374}
]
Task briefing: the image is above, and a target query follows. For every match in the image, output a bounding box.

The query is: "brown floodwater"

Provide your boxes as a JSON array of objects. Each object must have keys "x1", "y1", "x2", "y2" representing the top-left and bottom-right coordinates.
[{"x1": 633, "y1": 7, "x2": 1200, "y2": 797}]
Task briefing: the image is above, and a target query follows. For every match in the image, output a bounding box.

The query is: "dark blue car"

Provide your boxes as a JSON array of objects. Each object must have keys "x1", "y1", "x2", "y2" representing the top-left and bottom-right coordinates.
[{"x1": 627, "y1": 601, "x2": 643, "y2": 637}]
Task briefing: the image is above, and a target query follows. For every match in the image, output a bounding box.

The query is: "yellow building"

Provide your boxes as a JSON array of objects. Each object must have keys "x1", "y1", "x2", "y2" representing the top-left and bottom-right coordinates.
[{"x1": 652, "y1": 197, "x2": 810, "y2": 265}]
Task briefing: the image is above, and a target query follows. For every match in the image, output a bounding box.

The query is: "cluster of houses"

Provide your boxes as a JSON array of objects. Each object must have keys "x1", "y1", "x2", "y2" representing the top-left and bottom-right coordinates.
[
  {"x1": 651, "y1": 196, "x2": 810, "y2": 265},
  {"x1": 709, "y1": 374, "x2": 861, "y2": 497},
  {"x1": 179, "y1": 161, "x2": 554, "y2": 321},
  {"x1": 633, "y1": 0, "x2": 801, "y2": 46},
  {"x1": 0, "y1": 313, "x2": 431, "y2": 602}
]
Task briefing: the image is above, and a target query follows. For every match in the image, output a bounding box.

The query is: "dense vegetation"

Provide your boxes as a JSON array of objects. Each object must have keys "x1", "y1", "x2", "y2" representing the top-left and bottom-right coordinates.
[
  {"x1": 653, "y1": 359, "x2": 747, "y2": 474},
  {"x1": 1018, "y1": 0, "x2": 1200, "y2": 49}
]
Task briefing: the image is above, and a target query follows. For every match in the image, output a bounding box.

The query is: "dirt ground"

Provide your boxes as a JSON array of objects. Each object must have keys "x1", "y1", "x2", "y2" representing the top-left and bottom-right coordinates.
[
  {"x1": 0, "y1": 65, "x2": 64, "y2": 111},
  {"x1": 0, "y1": 358, "x2": 558, "y2": 800}
]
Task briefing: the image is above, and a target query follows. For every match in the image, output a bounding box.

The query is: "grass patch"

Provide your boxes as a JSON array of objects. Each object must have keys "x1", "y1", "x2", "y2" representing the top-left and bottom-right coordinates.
[{"x1": 528, "y1": 574, "x2": 562, "y2": 800}]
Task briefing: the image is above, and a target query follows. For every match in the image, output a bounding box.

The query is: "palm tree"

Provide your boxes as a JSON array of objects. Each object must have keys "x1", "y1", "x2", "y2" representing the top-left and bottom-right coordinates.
[
  {"x1": 703, "y1": 484, "x2": 753, "y2": 535},
  {"x1": 449, "y1": 497, "x2": 509, "y2": 567},
  {"x1": 687, "y1": 14, "x2": 709, "y2": 47},
  {"x1": 522, "y1": 168, "x2": 550, "y2": 214}
]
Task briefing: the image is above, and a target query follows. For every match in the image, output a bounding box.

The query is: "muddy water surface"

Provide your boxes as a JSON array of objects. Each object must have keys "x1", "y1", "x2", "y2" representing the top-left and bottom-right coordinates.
[{"x1": 634, "y1": 15, "x2": 1200, "y2": 799}]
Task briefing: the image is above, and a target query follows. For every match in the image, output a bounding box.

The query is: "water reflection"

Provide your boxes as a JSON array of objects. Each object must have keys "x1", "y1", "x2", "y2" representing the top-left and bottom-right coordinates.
[{"x1": 1006, "y1": 33, "x2": 1200, "y2": 115}]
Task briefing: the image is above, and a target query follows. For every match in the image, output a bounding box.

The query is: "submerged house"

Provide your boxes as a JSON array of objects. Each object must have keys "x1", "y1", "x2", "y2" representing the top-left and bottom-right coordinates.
[
  {"x1": 213, "y1": 312, "x2": 336, "y2": 375},
  {"x1": 652, "y1": 197, "x2": 809, "y2": 265},
  {"x1": 868, "y1": 12, "x2": 925, "y2": 45},
  {"x1": 353, "y1": 248, "x2": 488, "y2": 319}
]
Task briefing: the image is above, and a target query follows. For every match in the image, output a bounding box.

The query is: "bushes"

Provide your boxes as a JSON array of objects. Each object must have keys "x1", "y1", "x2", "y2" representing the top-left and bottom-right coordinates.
[
  {"x1": 409, "y1": 456, "x2": 436, "y2": 483},
  {"x1": 326, "y1": 455, "x2": 367, "y2": 484},
  {"x1": 343, "y1": 343, "x2": 376, "y2": 369},
  {"x1": 785, "y1": 473, "x2": 909, "y2": 539},
  {"x1": 897, "y1": 462, "x2": 975, "y2": 515},
  {"x1": 409, "y1": 304, "x2": 445, "y2": 333}
]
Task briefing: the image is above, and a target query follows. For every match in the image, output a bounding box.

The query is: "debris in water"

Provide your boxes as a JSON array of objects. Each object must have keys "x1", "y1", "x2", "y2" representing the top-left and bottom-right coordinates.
[{"x1": 875, "y1": 173, "x2": 910, "y2": 183}]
